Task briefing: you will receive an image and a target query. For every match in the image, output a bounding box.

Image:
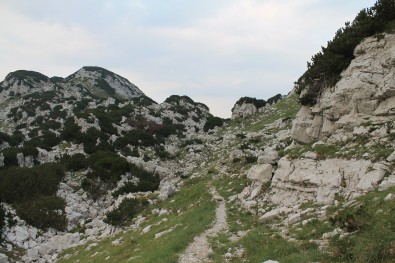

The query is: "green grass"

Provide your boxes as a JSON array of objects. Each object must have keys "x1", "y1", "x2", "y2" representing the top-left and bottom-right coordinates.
[
  {"x1": 327, "y1": 187, "x2": 395, "y2": 262},
  {"x1": 58, "y1": 177, "x2": 216, "y2": 263},
  {"x1": 244, "y1": 93, "x2": 300, "y2": 132}
]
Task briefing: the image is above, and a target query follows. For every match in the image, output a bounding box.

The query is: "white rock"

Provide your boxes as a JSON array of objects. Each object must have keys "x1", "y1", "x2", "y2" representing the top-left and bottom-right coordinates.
[
  {"x1": 231, "y1": 102, "x2": 258, "y2": 119},
  {"x1": 257, "y1": 147, "x2": 279, "y2": 164},
  {"x1": 259, "y1": 207, "x2": 291, "y2": 222},
  {"x1": 27, "y1": 248, "x2": 39, "y2": 261},
  {"x1": 159, "y1": 181, "x2": 176, "y2": 200},
  {"x1": 249, "y1": 184, "x2": 262, "y2": 199},
  {"x1": 142, "y1": 225, "x2": 151, "y2": 234},
  {"x1": 387, "y1": 151, "x2": 395, "y2": 162},
  {"x1": 0, "y1": 253, "x2": 8, "y2": 263},
  {"x1": 384, "y1": 193, "x2": 394, "y2": 201},
  {"x1": 263, "y1": 260, "x2": 279, "y2": 263},
  {"x1": 304, "y1": 151, "x2": 317, "y2": 160},
  {"x1": 247, "y1": 164, "x2": 273, "y2": 183},
  {"x1": 158, "y1": 209, "x2": 169, "y2": 216},
  {"x1": 14, "y1": 225, "x2": 30, "y2": 242},
  {"x1": 357, "y1": 169, "x2": 386, "y2": 191},
  {"x1": 287, "y1": 213, "x2": 301, "y2": 224},
  {"x1": 380, "y1": 174, "x2": 395, "y2": 190}
]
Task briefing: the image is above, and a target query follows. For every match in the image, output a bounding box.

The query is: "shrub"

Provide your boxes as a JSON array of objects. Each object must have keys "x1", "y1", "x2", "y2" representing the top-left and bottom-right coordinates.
[
  {"x1": 1, "y1": 146, "x2": 39, "y2": 167},
  {"x1": 0, "y1": 163, "x2": 64, "y2": 203},
  {"x1": 104, "y1": 197, "x2": 149, "y2": 226},
  {"x1": 0, "y1": 204, "x2": 5, "y2": 233},
  {"x1": 63, "y1": 153, "x2": 88, "y2": 171},
  {"x1": 114, "y1": 129, "x2": 157, "y2": 148},
  {"x1": 203, "y1": 116, "x2": 224, "y2": 132},
  {"x1": 26, "y1": 130, "x2": 61, "y2": 150},
  {"x1": 95, "y1": 79, "x2": 116, "y2": 96},
  {"x1": 234, "y1": 97, "x2": 266, "y2": 109},
  {"x1": 113, "y1": 165, "x2": 160, "y2": 197},
  {"x1": 82, "y1": 151, "x2": 131, "y2": 198},
  {"x1": 61, "y1": 117, "x2": 82, "y2": 141},
  {"x1": 15, "y1": 195, "x2": 66, "y2": 231},
  {"x1": 245, "y1": 155, "x2": 258, "y2": 163}
]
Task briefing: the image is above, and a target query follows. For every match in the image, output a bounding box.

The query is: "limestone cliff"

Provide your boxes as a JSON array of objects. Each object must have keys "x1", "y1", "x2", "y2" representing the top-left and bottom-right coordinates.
[{"x1": 292, "y1": 33, "x2": 395, "y2": 144}]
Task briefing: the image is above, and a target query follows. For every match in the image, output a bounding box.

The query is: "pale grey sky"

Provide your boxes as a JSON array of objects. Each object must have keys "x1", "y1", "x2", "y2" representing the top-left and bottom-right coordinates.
[{"x1": 0, "y1": 0, "x2": 376, "y2": 117}]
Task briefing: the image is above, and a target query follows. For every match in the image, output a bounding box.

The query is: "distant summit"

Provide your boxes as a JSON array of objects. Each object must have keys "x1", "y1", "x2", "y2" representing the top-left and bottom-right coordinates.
[{"x1": 0, "y1": 66, "x2": 145, "y2": 102}]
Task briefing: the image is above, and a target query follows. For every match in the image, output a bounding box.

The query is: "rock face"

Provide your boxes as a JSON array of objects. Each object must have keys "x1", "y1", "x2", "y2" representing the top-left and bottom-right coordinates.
[
  {"x1": 231, "y1": 103, "x2": 258, "y2": 119},
  {"x1": 292, "y1": 33, "x2": 395, "y2": 144},
  {"x1": 268, "y1": 157, "x2": 389, "y2": 205}
]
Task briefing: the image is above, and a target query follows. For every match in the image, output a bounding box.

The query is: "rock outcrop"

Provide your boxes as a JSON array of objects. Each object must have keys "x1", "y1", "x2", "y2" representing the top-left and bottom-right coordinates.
[
  {"x1": 292, "y1": 33, "x2": 395, "y2": 144},
  {"x1": 231, "y1": 102, "x2": 258, "y2": 119},
  {"x1": 269, "y1": 158, "x2": 390, "y2": 205}
]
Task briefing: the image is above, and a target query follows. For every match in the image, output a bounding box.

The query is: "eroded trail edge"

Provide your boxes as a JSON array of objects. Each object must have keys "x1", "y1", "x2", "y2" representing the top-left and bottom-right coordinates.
[{"x1": 179, "y1": 188, "x2": 227, "y2": 263}]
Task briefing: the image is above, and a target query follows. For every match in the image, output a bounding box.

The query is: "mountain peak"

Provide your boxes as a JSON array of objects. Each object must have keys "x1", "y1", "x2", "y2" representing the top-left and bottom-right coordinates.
[{"x1": 65, "y1": 66, "x2": 145, "y2": 100}]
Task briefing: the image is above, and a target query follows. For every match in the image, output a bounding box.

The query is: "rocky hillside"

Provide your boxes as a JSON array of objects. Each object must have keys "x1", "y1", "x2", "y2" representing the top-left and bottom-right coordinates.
[
  {"x1": 47, "y1": 35, "x2": 394, "y2": 263},
  {"x1": 0, "y1": 67, "x2": 226, "y2": 262}
]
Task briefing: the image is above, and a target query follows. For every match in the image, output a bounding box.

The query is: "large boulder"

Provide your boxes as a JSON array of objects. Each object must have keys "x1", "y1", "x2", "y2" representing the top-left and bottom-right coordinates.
[{"x1": 247, "y1": 164, "x2": 273, "y2": 183}]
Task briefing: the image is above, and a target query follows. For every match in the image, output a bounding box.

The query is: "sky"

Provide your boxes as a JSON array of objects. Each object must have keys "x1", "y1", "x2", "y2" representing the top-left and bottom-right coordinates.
[{"x1": 0, "y1": 0, "x2": 377, "y2": 118}]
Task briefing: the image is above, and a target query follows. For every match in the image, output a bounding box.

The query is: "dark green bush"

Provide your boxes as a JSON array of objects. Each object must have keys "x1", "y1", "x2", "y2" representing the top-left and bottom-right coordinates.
[
  {"x1": 1, "y1": 146, "x2": 39, "y2": 167},
  {"x1": 234, "y1": 97, "x2": 266, "y2": 109},
  {"x1": 0, "y1": 132, "x2": 12, "y2": 145},
  {"x1": 61, "y1": 117, "x2": 82, "y2": 141},
  {"x1": 82, "y1": 151, "x2": 131, "y2": 198},
  {"x1": 26, "y1": 130, "x2": 61, "y2": 150},
  {"x1": 203, "y1": 116, "x2": 224, "y2": 132},
  {"x1": 63, "y1": 153, "x2": 88, "y2": 171},
  {"x1": 245, "y1": 155, "x2": 258, "y2": 163},
  {"x1": 0, "y1": 204, "x2": 5, "y2": 233},
  {"x1": 266, "y1": 94, "x2": 282, "y2": 105},
  {"x1": 104, "y1": 197, "x2": 149, "y2": 226},
  {"x1": 114, "y1": 129, "x2": 157, "y2": 148},
  {"x1": 95, "y1": 79, "x2": 116, "y2": 96},
  {"x1": 15, "y1": 195, "x2": 66, "y2": 231},
  {"x1": 112, "y1": 164, "x2": 160, "y2": 197},
  {"x1": 0, "y1": 164, "x2": 64, "y2": 202}
]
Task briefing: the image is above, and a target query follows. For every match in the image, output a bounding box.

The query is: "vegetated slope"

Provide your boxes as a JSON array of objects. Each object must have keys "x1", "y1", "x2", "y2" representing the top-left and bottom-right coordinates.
[
  {"x1": 57, "y1": 92, "x2": 395, "y2": 263},
  {"x1": 0, "y1": 67, "x2": 226, "y2": 262},
  {"x1": 58, "y1": 1, "x2": 395, "y2": 261}
]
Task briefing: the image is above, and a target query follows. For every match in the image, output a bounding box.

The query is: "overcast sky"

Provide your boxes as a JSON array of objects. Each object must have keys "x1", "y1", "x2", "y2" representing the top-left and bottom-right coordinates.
[{"x1": 0, "y1": 0, "x2": 376, "y2": 118}]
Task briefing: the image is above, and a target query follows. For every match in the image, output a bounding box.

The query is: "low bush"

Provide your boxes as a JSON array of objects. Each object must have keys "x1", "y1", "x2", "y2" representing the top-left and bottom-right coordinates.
[
  {"x1": 112, "y1": 165, "x2": 160, "y2": 197},
  {"x1": 114, "y1": 129, "x2": 157, "y2": 148},
  {"x1": 0, "y1": 204, "x2": 5, "y2": 234},
  {"x1": 1, "y1": 146, "x2": 39, "y2": 167},
  {"x1": 234, "y1": 97, "x2": 266, "y2": 109},
  {"x1": 63, "y1": 153, "x2": 88, "y2": 172},
  {"x1": 104, "y1": 197, "x2": 149, "y2": 226},
  {"x1": 15, "y1": 195, "x2": 66, "y2": 231},
  {"x1": 0, "y1": 163, "x2": 64, "y2": 203},
  {"x1": 203, "y1": 116, "x2": 224, "y2": 132},
  {"x1": 81, "y1": 151, "x2": 131, "y2": 199}
]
